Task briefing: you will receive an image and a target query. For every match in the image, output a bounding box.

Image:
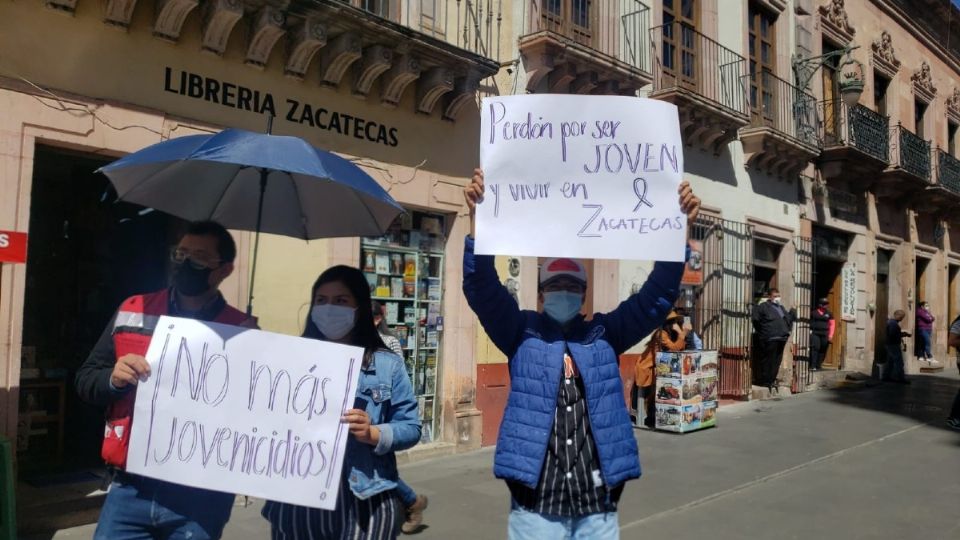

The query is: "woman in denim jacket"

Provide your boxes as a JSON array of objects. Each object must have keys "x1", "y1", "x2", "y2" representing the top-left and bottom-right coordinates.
[{"x1": 262, "y1": 265, "x2": 422, "y2": 539}]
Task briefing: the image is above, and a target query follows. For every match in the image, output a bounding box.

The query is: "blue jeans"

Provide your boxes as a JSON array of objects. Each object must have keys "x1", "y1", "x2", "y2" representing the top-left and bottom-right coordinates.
[
  {"x1": 917, "y1": 329, "x2": 932, "y2": 358},
  {"x1": 94, "y1": 473, "x2": 234, "y2": 540},
  {"x1": 396, "y1": 478, "x2": 417, "y2": 507},
  {"x1": 508, "y1": 501, "x2": 619, "y2": 540}
]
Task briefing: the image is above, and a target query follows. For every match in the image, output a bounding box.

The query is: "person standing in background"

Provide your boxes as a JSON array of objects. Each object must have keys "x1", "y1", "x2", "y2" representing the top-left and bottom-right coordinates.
[
  {"x1": 915, "y1": 301, "x2": 936, "y2": 365},
  {"x1": 883, "y1": 310, "x2": 911, "y2": 385},
  {"x1": 946, "y1": 315, "x2": 960, "y2": 430},
  {"x1": 371, "y1": 301, "x2": 429, "y2": 534},
  {"x1": 634, "y1": 311, "x2": 687, "y2": 428},
  {"x1": 810, "y1": 298, "x2": 835, "y2": 371},
  {"x1": 752, "y1": 289, "x2": 797, "y2": 392}
]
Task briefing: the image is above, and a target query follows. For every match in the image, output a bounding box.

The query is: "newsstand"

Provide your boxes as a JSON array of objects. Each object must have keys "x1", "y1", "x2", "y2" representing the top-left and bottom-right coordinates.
[{"x1": 653, "y1": 350, "x2": 718, "y2": 433}]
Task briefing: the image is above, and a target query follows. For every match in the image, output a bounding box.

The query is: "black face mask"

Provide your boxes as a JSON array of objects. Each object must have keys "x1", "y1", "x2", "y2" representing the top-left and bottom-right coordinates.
[{"x1": 172, "y1": 261, "x2": 213, "y2": 297}]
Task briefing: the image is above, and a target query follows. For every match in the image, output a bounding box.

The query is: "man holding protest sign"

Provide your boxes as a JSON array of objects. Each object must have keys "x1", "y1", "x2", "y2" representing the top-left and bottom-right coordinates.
[
  {"x1": 463, "y1": 165, "x2": 700, "y2": 538},
  {"x1": 76, "y1": 221, "x2": 256, "y2": 540}
]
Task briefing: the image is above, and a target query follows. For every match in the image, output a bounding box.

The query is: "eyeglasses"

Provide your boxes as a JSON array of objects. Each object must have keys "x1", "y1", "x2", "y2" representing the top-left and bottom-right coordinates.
[
  {"x1": 170, "y1": 248, "x2": 220, "y2": 270},
  {"x1": 543, "y1": 283, "x2": 585, "y2": 294}
]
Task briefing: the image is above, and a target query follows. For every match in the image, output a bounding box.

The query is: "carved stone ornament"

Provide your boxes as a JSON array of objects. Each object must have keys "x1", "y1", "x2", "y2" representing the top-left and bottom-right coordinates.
[
  {"x1": 911, "y1": 61, "x2": 937, "y2": 103},
  {"x1": 818, "y1": 0, "x2": 855, "y2": 45},
  {"x1": 870, "y1": 30, "x2": 900, "y2": 78},
  {"x1": 946, "y1": 88, "x2": 960, "y2": 123}
]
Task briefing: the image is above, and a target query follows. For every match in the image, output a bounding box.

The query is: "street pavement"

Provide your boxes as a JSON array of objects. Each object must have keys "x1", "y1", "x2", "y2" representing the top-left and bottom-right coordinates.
[{"x1": 42, "y1": 370, "x2": 960, "y2": 540}]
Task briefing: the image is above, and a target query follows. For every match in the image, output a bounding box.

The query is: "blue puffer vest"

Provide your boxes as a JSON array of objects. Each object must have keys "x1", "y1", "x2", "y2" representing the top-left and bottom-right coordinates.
[
  {"x1": 496, "y1": 322, "x2": 640, "y2": 488},
  {"x1": 462, "y1": 237, "x2": 684, "y2": 490}
]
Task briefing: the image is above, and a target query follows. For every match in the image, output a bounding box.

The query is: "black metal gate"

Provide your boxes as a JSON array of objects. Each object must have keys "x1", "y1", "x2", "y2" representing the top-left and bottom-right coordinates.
[
  {"x1": 792, "y1": 235, "x2": 814, "y2": 393},
  {"x1": 689, "y1": 216, "x2": 755, "y2": 398}
]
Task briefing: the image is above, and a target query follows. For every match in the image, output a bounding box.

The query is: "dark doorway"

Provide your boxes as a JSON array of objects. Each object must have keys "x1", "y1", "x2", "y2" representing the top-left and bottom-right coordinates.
[
  {"x1": 18, "y1": 145, "x2": 183, "y2": 480},
  {"x1": 812, "y1": 227, "x2": 850, "y2": 369},
  {"x1": 914, "y1": 256, "x2": 930, "y2": 361},
  {"x1": 874, "y1": 250, "x2": 893, "y2": 366}
]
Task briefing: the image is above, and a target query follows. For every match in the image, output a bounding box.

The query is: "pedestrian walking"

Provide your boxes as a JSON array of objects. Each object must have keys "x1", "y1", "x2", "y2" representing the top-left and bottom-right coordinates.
[
  {"x1": 751, "y1": 289, "x2": 797, "y2": 391},
  {"x1": 75, "y1": 221, "x2": 257, "y2": 540},
  {"x1": 946, "y1": 315, "x2": 960, "y2": 430},
  {"x1": 810, "y1": 298, "x2": 835, "y2": 371},
  {"x1": 634, "y1": 311, "x2": 687, "y2": 428},
  {"x1": 915, "y1": 301, "x2": 935, "y2": 363},
  {"x1": 462, "y1": 168, "x2": 701, "y2": 539},
  {"x1": 371, "y1": 301, "x2": 430, "y2": 534},
  {"x1": 262, "y1": 266, "x2": 421, "y2": 539},
  {"x1": 882, "y1": 310, "x2": 911, "y2": 384}
]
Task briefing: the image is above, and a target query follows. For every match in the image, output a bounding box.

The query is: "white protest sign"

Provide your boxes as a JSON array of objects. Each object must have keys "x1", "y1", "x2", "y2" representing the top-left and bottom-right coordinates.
[
  {"x1": 127, "y1": 316, "x2": 362, "y2": 510},
  {"x1": 477, "y1": 95, "x2": 686, "y2": 261}
]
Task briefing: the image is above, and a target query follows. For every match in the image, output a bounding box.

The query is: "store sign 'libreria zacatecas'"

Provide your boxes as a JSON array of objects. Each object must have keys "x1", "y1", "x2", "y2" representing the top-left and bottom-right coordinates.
[{"x1": 163, "y1": 67, "x2": 400, "y2": 147}]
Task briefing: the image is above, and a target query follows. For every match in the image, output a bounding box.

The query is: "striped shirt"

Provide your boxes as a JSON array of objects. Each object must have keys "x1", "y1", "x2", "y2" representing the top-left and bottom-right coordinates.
[
  {"x1": 508, "y1": 373, "x2": 622, "y2": 516},
  {"x1": 380, "y1": 333, "x2": 404, "y2": 358}
]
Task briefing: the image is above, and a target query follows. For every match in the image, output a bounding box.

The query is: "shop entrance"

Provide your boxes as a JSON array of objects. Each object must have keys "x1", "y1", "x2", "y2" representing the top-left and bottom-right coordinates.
[
  {"x1": 18, "y1": 145, "x2": 182, "y2": 481},
  {"x1": 813, "y1": 228, "x2": 849, "y2": 369},
  {"x1": 874, "y1": 249, "x2": 893, "y2": 365}
]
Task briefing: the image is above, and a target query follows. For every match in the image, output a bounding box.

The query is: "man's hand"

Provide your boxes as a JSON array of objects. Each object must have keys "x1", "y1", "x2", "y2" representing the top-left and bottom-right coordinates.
[
  {"x1": 110, "y1": 354, "x2": 151, "y2": 389},
  {"x1": 679, "y1": 180, "x2": 701, "y2": 226},
  {"x1": 342, "y1": 408, "x2": 380, "y2": 446},
  {"x1": 464, "y1": 168, "x2": 485, "y2": 239}
]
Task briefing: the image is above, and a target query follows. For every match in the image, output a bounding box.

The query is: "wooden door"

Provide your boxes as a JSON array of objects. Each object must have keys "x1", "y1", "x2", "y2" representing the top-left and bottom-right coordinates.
[
  {"x1": 822, "y1": 42, "x2": 840, "y2": 142},
  {"x1": 748, "y1": 4, "x2": 777, "y2": 127},
  {"x1": 662, "y1": 0, "x2": 698, "y2": 89},
  {"x1": 541, "y1": 0, "x2": 594, "y2": 46},
  {"x1": 824, "y1": 267, "x2": 844, "y2": 368}
]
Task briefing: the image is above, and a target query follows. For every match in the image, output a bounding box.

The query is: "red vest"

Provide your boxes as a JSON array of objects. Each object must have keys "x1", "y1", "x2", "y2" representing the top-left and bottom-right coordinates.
[{"x1": 103, "y1": 289, "x2": 251, "y2": 469}]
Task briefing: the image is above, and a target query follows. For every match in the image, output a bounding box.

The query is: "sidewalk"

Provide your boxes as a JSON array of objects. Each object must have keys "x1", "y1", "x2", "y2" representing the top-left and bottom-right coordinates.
[{"x1": 36, "y1": 370, "x2": 960, "y2": 539}]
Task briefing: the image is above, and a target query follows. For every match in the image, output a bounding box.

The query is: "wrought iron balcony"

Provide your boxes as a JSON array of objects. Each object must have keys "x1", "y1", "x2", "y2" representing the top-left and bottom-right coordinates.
[
  {"x1": 821, "y1": 100, "x2": 889, "y2": 161},
  {"x1": 888, "y1": 124, "x2": 931, "y2": 182},
  {"x1": 936, "y1": 149, "x2": 960, "y2": 194},
  {"x1": 818, "y1": 100, "x2": 889, "y2": 185},
  {"x1": 342, "y1": 0, "x2": 501, "y2": 60},
  {"x1": 518, "y1": 0, "x2": 652, "y2": 93},
  {"x1": 923, "y1": 148, "x2": 960, "y2": 211},
  {"x1": 650, "y1": 22, "x2": 748, "y2": 154},
  {"x1": 738, "y1": 70, "x2": 820, "y2": 177}
]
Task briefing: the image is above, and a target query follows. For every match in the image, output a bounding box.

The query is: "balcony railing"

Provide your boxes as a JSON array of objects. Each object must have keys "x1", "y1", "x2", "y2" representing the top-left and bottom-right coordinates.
[
  {"x1": 821, "y1": 100, "x2": 889, "y2": 163},
  {"x1": 650, "y1": 22, "x2": 749, "y2": 118},
  {"x1": 522, "y1": 0, "x2": 651, "y2": 73},
  {"x1": 935, "y1": 149, "x2": 960, "y2": 194},
  {"x1": 341, "y1": 0, "x2": 502, "y2": 61},
  {"x1": 890, "y1": 124, "x2": 931, "y2": 181},
  {"x1": 740, "y1": 70, "x2": 819, "y2": 147}
]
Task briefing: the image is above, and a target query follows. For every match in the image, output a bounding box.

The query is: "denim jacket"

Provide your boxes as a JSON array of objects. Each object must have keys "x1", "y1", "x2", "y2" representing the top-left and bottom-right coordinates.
[{"x1": 345, "y1": 349, "x2": 421, "y2": 499}]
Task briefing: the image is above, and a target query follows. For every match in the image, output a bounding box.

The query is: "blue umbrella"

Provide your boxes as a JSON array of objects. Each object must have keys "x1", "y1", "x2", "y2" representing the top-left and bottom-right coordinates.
[{"x1": 98, "y1": 127, "x2": 404, "y2": 314}]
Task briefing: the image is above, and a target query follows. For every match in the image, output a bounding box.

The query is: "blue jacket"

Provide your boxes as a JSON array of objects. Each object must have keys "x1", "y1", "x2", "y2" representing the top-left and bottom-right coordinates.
[
  {"x1": 462, "y1": 237, "x2": 684, "y2": 489},
  {"x1": 345, "y1": 349, "x2": 421, "y2": 499}
]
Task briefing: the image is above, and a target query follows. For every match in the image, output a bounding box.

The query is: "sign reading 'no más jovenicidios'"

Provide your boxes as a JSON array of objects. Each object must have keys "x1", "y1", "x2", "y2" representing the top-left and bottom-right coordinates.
[
  {"x1": 476, "y1": 95, "x2": 686, "y2": 262},
  {"x1": 126, "y1": 316, "x2": 362, "y2": 510}
]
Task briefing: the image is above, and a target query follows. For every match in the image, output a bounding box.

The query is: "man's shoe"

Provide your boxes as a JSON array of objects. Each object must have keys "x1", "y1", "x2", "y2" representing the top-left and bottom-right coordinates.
[
  {"x1": 946, "y1": 417, "x2": 960, "y2": 431},
  {"x1": 401, "y1": 494, "x2": 428, "y2": 534}
]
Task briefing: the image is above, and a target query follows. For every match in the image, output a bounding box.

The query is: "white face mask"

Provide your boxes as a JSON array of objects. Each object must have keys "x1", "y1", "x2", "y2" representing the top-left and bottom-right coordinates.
[
  {"x1": 311, "y1": 304, "x2": 356, "y2": 340},
  {"x1": 772, "y1": 297, "x2": 782, "y2": 305}
]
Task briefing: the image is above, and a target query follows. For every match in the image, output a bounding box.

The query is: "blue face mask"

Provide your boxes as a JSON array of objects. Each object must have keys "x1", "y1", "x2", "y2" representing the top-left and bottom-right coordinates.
[{"x1": 543, "y1": 291, "x2": 583, "y2": 324}]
